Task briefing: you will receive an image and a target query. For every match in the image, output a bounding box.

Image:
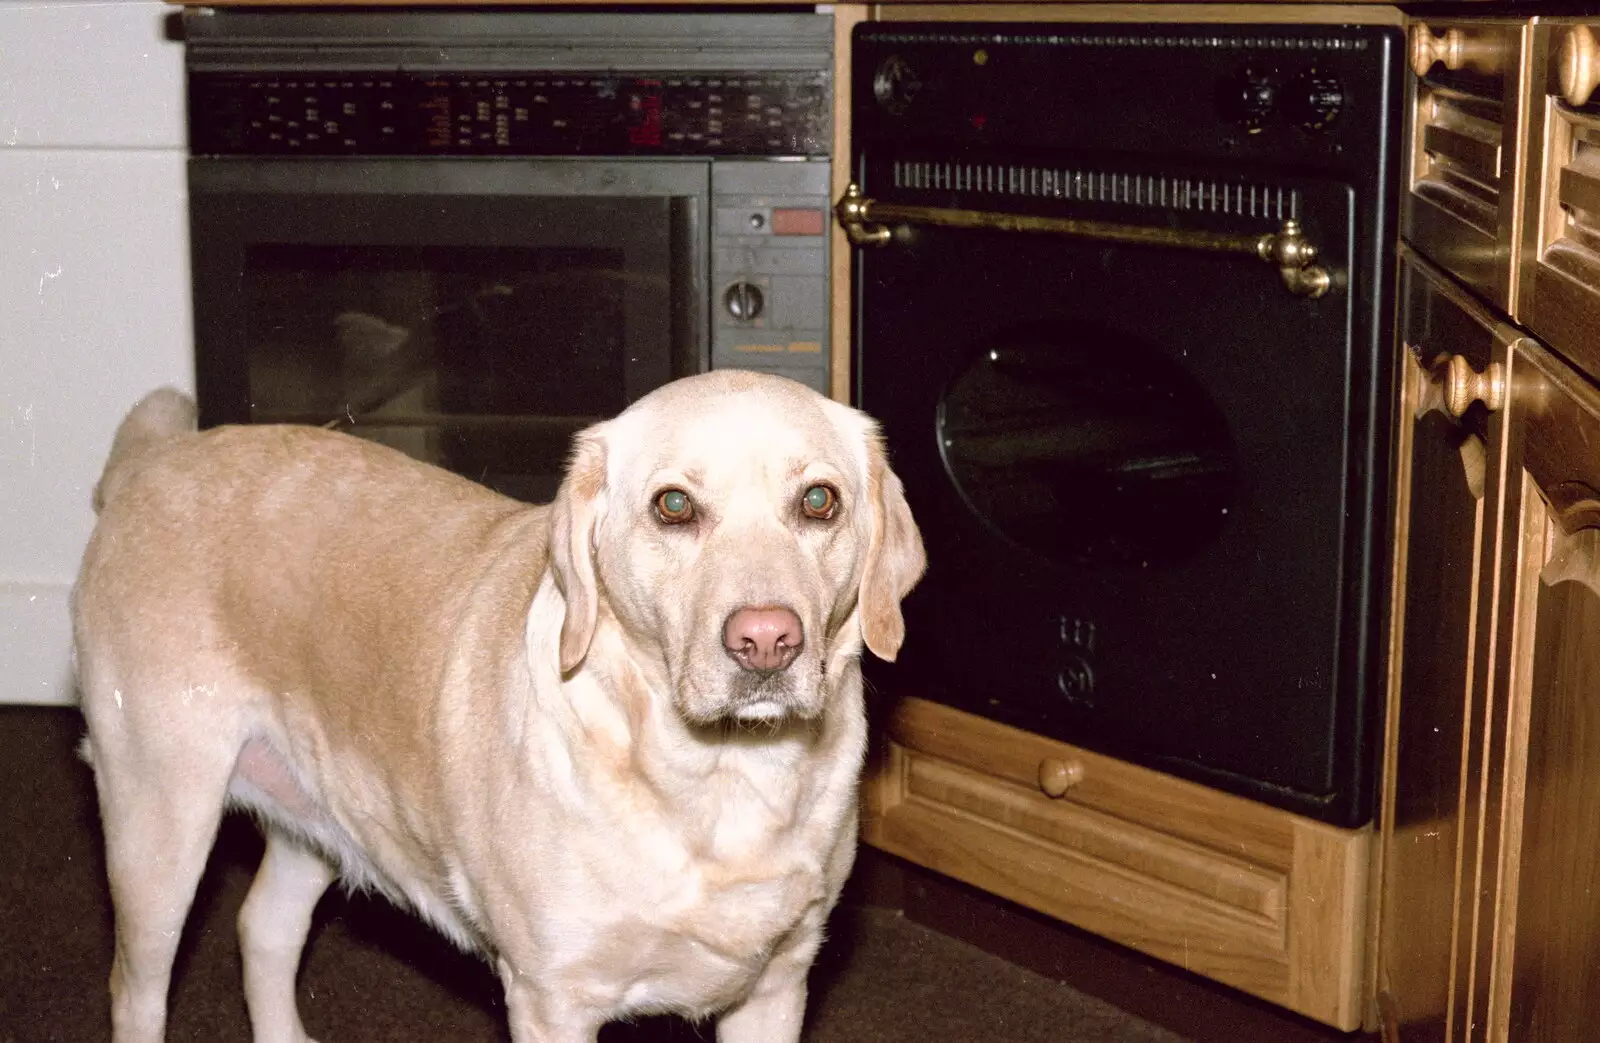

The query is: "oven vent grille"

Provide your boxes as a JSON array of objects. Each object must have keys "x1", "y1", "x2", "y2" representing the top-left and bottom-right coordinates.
[
  {"x1": 891, "y1": 160, "x2": 1302, "y2": 222},
  {"x1": 860, "y1": 30, "x2": 1369, "y2": 53}
]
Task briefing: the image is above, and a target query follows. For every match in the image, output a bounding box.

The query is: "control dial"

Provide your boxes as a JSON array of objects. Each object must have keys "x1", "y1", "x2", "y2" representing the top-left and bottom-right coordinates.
[
  {"x1": 873, "y1": 55, "x2": 923, "y2": 116},
  {"x1": 723, "y1": 282, "x2": 765, "y2": 322},
  {"x1": 1216, "y1": 67, "x2": 1277, "y2": 130},
  {"x1": 1284, "y1": 68, "x2": 1344, "y2": 132}
]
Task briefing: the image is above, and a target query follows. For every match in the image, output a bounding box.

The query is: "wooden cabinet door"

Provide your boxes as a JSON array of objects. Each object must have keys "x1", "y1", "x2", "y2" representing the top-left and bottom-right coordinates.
[
  {"x1": 1378, "y1": 249, "x2": 1516, "y2": 1042},
  {"x1": 1477, "y1": 337, "x2": 1600, "y2": 1042},
  {"x1": 1516, "y1": 20, "x2": 1600, "y2": 371},
  {"x1": 1405, "y1": 18, "x2": 1530, "y2": 311}
]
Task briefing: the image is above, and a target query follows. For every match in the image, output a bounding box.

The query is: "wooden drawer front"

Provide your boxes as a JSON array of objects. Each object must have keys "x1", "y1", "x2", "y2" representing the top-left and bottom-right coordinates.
[
  {"x1": 862, "y1": 697, "x2": 1371, "y2": 1031},
  {"x1": 1405, "y1": 20, "x2": 1530, "y2": 311},
  {"x1": 1518, "y1": 20, "x2": 1600, "y2": 379}
]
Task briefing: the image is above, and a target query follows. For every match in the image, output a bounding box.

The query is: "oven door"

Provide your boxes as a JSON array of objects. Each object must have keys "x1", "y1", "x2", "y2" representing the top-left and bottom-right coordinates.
[
  {"x1": 190, "y1": 159, "x2": 707, "y2": 503},
  {"x1": 856, "y1": 177, "x2": 1390, "y2": 826}
]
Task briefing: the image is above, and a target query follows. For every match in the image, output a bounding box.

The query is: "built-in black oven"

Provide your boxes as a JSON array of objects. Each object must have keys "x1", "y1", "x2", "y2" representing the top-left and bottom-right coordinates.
[
  {"x1": 847, "y1": 22, "x2": 1403, "y2": 826},
  {"x1": 184, "y1": 10, "x2": 832, "y2": 503}
]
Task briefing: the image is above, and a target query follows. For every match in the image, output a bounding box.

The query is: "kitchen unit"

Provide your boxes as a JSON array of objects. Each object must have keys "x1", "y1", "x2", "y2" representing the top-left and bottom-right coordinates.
[
  {"x1": 837, "y1": 10, "x2": 1600, "y2": 1039},
  {"x1": 143, "y1": 2, "x2": 1600, "y2": 1040},
  {"x1": 181, "y1": 10, "x2": 835, "y2": 503},
  {"x1": 1378, "y1": 16, "x2": 1600, "y2": 1043},
  {"x1": 843, "y1": 11, "x2": 1404, "y2": 1030}
]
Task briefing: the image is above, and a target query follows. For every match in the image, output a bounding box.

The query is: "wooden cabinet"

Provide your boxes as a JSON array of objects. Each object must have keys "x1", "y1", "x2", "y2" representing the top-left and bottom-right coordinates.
[
  {"x1": 1487, "y1": 334, "x2": 1600, "y2": 1042},
  {"x1": 864, "y1": 696, "x2": 1372, "y2": 1031},
  {"x1": 1381, "y1": 15, "x2": 1600, "y2": 1040},
  {"x1": 842, "y1": 10, "x2": 1600, "y2": 1039},
  {"x1": 1517, "y1": 19, "x2": 1600, "y2": 378},
  {"x1": 1377, "y1": 247, "x2": 1517, "y2": 1042},
  {"x1": 1405, "y1": 19, "x2": 1532, "y2": 311},
  {"x1": 1378, "y1": 246, "x2": 1600, "y2": 1042}
]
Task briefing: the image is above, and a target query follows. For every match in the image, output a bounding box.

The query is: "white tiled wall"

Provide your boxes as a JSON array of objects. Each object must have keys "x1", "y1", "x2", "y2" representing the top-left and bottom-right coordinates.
[{"x1": 0, "y1": 1, "x2": 194, "y2": 705}]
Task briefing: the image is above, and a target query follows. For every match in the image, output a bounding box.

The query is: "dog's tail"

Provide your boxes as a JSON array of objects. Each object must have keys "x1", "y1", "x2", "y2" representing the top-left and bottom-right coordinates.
[{"x1": 93, "y1": 388, "x2": 199, "y2": 513}]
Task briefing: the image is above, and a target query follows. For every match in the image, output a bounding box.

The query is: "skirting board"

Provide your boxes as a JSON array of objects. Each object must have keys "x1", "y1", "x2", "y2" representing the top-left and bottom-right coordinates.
[{"x1": 1, "y1": 582, "x2": 76, "y2": 705}]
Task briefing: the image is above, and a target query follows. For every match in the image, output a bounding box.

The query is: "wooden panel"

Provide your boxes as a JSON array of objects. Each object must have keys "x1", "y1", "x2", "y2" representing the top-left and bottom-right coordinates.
[
  {"x1": 829, "y1": 5, "x2": 867, "y2": 404},
  {"x1": 864, "y1": 697, "x2": 1371, "y2": 1031},
  {"x1": 871, "y1": 769, "x2": 1291, "y2": 1001},
  {"x1": 1490, "y1": 339, "x2": 1600, "y2": 1043},
  {"x1": 1377, "y1": 250, "x2": 1518, "y2": 1043},
  {"x1": 175, "y1": 0, "x2": 816, "y2": 6},
  {"x1": 1404, "y1": 19, "x2": 1531, "y2": 311},
  {"x1": 1477, "y1": 467, "x2": 1541, "y2": 1043},
  {"x1": 1377, "y1": 307, "x2": 1476, "y2": 1043},
  {"x1": 1517, "y1": 20, "x2": 1600, "y2": 378},
  {"x1": 1289, "y1": 817, "x2": 1373, "y2": 1030},
  {"x1": 886, "y1": 697, "x2": 1296, "y2": 870},
  {"x1": 903, "y1": 754, "x2": 1288, "y2": 922}
]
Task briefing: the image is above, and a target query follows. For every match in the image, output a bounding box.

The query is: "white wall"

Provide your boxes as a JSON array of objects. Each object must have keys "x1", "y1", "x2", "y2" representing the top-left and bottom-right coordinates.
[{"x1": 1, "y1": 1, "x2": 194, "y2": 705}]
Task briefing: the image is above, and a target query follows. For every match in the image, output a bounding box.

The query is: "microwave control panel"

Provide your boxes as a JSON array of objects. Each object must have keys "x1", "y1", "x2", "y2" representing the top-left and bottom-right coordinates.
[
  {"x1": 711, "y1": 161, "x2": 831, "y2": 395},
  {"x1": 189, "y1": 71, "x2": 830, "y2": 158},
  {"x1": 185, "y1": 10, "x2": 833, "y2": 158}
]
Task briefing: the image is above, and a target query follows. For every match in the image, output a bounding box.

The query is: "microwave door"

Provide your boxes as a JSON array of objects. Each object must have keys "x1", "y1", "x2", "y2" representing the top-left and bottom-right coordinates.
[{"x1": 188, "y1": 159, "x2": 708, "y2": 501}]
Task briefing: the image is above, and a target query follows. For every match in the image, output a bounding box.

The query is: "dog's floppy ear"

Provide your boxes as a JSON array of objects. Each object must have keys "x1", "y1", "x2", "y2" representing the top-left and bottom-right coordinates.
[
  {"x1": 859, "y1": 435, "x2": 926, "y2": 661},
  {"x1": 549, "y1": 427, "x2": 608, "y2": 674}
]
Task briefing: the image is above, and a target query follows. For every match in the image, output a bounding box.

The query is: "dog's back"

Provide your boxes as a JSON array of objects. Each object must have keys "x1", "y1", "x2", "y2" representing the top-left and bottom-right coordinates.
[
  {"x1": 73, "y1": 396, "x2": 552, "y2": 1040},
  {"x1": 75, "y1": 395, "x2": 545, "y2": 788}
]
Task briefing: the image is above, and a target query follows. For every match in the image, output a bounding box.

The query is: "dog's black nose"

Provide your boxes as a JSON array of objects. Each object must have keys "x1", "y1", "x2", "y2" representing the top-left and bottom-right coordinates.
[{"x1": 724, "y1": 606, "x2": 804, "y2": 672}]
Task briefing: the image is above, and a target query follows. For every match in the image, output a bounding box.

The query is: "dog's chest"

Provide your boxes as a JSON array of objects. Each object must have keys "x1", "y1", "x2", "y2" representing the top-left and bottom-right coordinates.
[{"x1": 581, "y1": 849, "x2": 828, "y2": 1016}]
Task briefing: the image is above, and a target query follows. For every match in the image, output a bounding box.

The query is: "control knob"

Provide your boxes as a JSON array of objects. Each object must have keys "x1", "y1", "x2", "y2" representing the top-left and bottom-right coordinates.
[
  {"x1": 873, "y1": 55, "x2": 923, "y2": 116},
  {"x1": 1216, "y1": 67, "x2": 1277, "y2": 130},
  {"x1": 1284, "y1": 68, "x2": 1344, "y2": 132},
  {"x1": 723, "y1": 282, "x2": 765, "y2": 322}
]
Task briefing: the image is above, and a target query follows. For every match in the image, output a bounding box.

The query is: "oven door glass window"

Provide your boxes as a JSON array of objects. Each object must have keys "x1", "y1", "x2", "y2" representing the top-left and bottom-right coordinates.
[
  {"x1": 938, "y1": 326, "x2": 1237, "y2": 566},
  {"x1": 190, "y1": 161, "x2": 707, "y2": 504}
]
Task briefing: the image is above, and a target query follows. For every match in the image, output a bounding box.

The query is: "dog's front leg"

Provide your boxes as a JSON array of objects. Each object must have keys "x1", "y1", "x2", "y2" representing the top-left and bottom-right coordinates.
[
  {"x1": 714, "y1": 923, "x2": 822, "y2": 1043},
  {"x1": 498, "y1": 958, "x2": 601, "y2": 1043}
]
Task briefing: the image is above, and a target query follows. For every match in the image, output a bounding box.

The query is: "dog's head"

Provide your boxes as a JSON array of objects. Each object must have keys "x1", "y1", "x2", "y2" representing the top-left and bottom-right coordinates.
[{"x1": 548, "y1": 371, "x2": 925, "y2": 725}]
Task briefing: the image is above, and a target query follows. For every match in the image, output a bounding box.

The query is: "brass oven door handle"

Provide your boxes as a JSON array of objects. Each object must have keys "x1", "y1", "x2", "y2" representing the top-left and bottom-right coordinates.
[{"x1": 835, "y1": 182, "x2": 1333, "y2": 300}]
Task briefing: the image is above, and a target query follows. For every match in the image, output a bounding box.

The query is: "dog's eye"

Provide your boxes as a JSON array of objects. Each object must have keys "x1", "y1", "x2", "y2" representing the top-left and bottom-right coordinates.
[
  {"x1": 655, "y1": 488, "x2": 694, "y2": 524},
  {"x1": 801, "y1": 484, "x2": 838, "y2": 520}
]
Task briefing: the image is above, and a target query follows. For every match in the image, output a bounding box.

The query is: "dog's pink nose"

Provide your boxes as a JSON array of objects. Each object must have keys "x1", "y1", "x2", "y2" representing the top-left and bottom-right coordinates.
[{"x1": 724, "y1": 606, "x2": 804, "y2": 673}]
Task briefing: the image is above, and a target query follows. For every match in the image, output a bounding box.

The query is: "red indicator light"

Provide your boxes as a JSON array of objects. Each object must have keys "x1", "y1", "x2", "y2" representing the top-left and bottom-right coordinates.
[
  {"x1": 627, "y1": 93, "x2": 663, "y2": 148},
  {"x1": 772, "y1": 208, "x2": 825, "y2": 236}
]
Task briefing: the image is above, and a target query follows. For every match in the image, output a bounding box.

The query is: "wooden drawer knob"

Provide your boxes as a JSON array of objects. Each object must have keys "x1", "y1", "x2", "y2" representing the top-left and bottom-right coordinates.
[
  {"x1": 1445, "y1": 354, "x2": 1506, "y2": 418},
  {"x1": 1410, "y1": 25, "x2": 1466, "y2": 77},
  {"x1": 1037, "y1": 758, "x2": 1085, "y2": 798},
  {"x1": 1560, "y1": 25, "x2": 1600, "y2": 108}
]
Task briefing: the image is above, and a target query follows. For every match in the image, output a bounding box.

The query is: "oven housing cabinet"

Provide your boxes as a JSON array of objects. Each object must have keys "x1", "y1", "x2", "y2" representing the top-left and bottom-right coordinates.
[{"x1": 850, "y1": 22, "x2": 1404, "y2": 827}]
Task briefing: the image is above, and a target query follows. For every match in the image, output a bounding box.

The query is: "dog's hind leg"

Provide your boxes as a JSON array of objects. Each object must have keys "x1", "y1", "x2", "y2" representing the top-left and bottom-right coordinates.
[
  {"x1": 238, "y1": 830, "x2": 335, "y2": 1043},
  {"x1": 88, "y1": 725, "x2": 237, "y2": 1043}
]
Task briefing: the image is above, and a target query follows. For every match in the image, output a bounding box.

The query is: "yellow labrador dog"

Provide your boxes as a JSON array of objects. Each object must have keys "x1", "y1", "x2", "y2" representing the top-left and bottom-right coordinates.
[{"x1": 73, "y1": 371, "x2": 924, "y2": 1043}]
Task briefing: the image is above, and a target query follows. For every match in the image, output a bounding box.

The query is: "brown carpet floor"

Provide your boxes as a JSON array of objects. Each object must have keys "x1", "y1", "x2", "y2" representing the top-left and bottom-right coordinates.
[{"x1": 1, "y1": 706, "x2": 1190, "y2": 1043}]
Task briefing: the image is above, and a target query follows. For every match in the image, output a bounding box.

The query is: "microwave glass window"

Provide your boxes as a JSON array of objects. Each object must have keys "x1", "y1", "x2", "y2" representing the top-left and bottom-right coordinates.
[
  {"x1": 244, "y1": 243, "x2": 629, "y2": 425},
  {"x1": 241, "y1": 242, "x2": 648, "y2": 504},
  {"x1": 191, "y1": 182, "x2": 703, "y2": 506},
  {"x1": 937, "y1": 326, "x2": 1238, "y2": 566}
]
